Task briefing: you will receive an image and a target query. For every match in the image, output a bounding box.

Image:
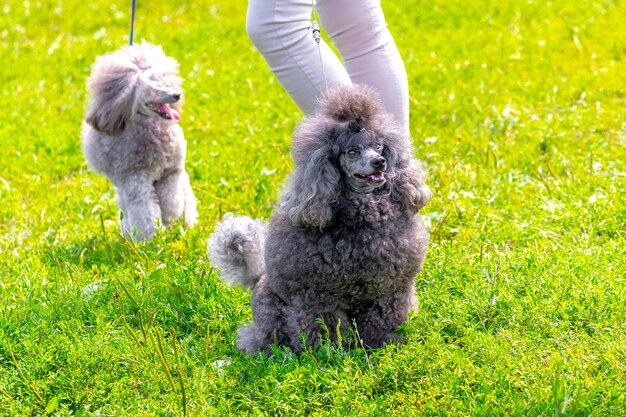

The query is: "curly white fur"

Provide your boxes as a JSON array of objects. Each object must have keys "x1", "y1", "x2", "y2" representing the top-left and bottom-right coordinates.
[{"x1": 81, "y1": 41, "x2": 198, "y2": 241}]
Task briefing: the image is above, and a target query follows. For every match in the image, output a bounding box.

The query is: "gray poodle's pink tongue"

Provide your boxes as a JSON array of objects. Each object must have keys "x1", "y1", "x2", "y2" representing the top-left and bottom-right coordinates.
[{"x1": 355, "y1": 171, "x2": 386, "y2": 183}]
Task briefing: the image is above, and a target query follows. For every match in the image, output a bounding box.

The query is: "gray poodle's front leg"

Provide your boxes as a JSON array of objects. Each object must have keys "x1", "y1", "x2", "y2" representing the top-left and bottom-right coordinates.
[
  {"x1": 116, "y1": 176, "x2": 162, "y2": 241},
  {"x1": 295, "y1": 308, "x2": 350, "y2": 352},
  {"x1": 237, "y1": 277, "x2": 291, "y2": 355},
  {"x1": 354, "y1": 283, "x2": 418, "y2": 348},
  {"x1": 154, "y1": 169, "x2": 197, "y2": 227}
]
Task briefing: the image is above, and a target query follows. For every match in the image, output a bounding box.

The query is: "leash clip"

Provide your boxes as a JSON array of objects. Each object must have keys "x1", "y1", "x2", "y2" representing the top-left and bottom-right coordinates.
[{"x1": 311, "y1": 21, "x2": 321, "y2": 43}]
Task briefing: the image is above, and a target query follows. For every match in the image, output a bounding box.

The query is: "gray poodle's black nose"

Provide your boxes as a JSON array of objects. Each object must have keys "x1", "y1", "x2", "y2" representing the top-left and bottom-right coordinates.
[
  {"x1": 172, "y1": 93, "x2": 181, "y2": 101},
  {"x1": 371, "y1": 156, "x2": 386, "y2": 170}
]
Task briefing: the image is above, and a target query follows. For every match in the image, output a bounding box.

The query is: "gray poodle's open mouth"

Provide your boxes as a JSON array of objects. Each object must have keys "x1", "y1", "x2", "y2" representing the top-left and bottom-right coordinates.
[
  {"x1": 354, "y1": 171, "x2": 386, "y2": 183},
  {"x1": 151, "y1": 102, "x2": 180, "y2": 122}
]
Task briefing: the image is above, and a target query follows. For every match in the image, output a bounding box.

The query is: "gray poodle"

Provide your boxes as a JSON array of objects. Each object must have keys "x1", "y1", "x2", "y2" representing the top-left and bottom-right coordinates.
[
  {"x1": 209, "y1": 85, "x2": 431, "y2": 354},
  {"x1": 82, "y1": 41, "x2": 197, "y2": 241}
]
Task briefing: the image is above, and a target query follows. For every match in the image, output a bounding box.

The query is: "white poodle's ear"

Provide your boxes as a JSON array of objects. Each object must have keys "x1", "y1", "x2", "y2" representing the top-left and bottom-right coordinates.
[
  {"x1": 280, "y1": 146, "x2": 340, "y2": 229},
  {"x1": 85, "y1": 80, "x2": 137, "y2": 135},
  {"x1": 85, "y1": 50, "x2": 140, "y2": 135}
]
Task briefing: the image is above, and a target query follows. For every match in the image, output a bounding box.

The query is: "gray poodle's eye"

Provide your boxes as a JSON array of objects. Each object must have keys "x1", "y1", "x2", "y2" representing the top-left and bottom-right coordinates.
[
  {"x1": 346, "y1": 148, "x2": 359, "y2": 157},
  {"x1": 374, "y1": 143, "x2": 383, "y2": 151}
]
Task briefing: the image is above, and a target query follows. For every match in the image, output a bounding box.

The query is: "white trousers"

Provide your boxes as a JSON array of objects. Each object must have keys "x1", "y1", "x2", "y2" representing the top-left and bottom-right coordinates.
[{"x1": 247, "y1": 0, "x2": 410, "y2": 136}]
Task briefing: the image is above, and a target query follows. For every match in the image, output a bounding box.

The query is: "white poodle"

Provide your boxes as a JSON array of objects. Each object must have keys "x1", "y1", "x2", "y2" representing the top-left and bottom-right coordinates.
[{"x1": 82, "y1": 41, "x2": 198, "y2": 241}]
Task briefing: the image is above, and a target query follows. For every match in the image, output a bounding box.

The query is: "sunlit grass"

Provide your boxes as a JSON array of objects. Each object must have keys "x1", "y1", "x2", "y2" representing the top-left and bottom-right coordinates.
[{"x1": 1, "y1": 0, "x2": 625, "y2": 415}]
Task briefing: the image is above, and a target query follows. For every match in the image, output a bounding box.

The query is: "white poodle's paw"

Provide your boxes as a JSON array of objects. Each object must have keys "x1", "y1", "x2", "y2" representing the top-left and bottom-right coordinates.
[
  {"x1": 120, "y1": 210, "x2": 160, "y2": 242},
  {"x1": 121, "y1": 222, "x2": 158, "y2": 242}
]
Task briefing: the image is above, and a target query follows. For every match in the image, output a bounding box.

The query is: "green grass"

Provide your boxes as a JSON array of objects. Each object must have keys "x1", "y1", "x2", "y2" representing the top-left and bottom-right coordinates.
[{"x1": 1, "y1": 0, "x2": 625, "y2": 415}]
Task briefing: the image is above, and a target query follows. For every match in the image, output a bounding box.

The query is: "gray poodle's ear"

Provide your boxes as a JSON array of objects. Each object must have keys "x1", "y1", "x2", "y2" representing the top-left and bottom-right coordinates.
[
  {"x1": 280, "y1": 145, "x2": 340, "y2": 229},
  {"x1": 389, "y1": 158, "x2": 432, "y2": 214}
]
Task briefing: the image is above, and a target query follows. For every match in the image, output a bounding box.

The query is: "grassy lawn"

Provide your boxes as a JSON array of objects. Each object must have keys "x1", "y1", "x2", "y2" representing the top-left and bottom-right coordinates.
[{"x1": 1, "y1": 0, "x2": 625, "y2": 415}]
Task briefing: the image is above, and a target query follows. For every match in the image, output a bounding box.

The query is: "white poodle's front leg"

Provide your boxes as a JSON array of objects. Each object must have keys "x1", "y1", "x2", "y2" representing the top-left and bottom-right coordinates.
[
  {"x1": 181, "y1": 169, "x2": 198, "y2": 227},
  {"x1": 154, "y1": 168, "x2": 197, "y2": 227},
  {"x1": 116, "y1": 176, "x2": 162, "y2": 241}
]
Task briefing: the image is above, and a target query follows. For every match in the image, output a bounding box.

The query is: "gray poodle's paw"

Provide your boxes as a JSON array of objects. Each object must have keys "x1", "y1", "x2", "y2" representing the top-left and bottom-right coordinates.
[
  {"x1": 236, "y1": 323, "x2": 261, "y2": 354},
  {"x1": 360, "y1": 332, "x2": 405, "y2": 349},
  {"x1": 384, "y1": 332, "x2": 405, "y2": 345}
]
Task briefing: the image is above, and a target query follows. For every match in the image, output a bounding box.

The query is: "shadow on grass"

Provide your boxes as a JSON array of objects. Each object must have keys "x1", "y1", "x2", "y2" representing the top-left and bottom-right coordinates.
[{"x1": 40, "y1": 234, "x2": 129, "y2": 270}]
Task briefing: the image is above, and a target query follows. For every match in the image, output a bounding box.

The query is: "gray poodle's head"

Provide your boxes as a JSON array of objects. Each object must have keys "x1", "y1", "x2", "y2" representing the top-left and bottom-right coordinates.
[
  {"x1": 281, "y1": 85, "x2": 431, "y2": 229},
  {"x1": 85, "y1": 41, "x2": 183, "y2": 135},
  {"x1": 336, "y1": 120, "x2": 387, "y2": 193}
]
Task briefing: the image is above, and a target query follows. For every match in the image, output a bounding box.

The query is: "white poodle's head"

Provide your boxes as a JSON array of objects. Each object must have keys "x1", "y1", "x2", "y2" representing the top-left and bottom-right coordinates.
[{"x1": 85, "y1": 41, "x2": 183, "y2": 135}]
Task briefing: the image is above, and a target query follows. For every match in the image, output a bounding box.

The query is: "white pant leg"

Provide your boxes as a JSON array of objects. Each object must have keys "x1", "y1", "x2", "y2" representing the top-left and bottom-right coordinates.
[
  {"x1": 246, "y1": 0, "x2": 351, "y2": 115},
  {"x1": 316, "y1": 0, "x2": 410, "y2": 136}
]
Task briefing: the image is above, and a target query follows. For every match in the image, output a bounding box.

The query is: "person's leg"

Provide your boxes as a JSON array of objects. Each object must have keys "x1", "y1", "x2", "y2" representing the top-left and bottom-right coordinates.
[
  {"x1": 317, "y1": 0, "x2": 410, "y2": 136},
  {"x1": 246, "y1": 0, "x2": 351, "y2": 115}
]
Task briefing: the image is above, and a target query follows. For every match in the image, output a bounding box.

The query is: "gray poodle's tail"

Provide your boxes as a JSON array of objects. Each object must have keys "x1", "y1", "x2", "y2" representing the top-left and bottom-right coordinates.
[{"x1": 207, "y1": 214, "x2": 266, "y2": 290}]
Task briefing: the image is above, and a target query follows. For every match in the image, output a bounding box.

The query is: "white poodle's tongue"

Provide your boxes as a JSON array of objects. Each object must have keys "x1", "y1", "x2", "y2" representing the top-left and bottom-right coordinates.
[{"x1": 161, "y1": 104, "x2": 180, "y2": 122}]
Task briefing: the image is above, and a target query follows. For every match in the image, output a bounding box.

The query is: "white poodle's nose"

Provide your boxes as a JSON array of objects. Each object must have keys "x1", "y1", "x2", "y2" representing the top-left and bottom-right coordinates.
[{"x1": 158, "y1": 90, "x2": 181, "y2": 103}]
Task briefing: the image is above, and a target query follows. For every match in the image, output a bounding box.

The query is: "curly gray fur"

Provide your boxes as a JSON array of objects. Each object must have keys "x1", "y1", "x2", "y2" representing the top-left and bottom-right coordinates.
[
  {"x1": 209, "y1": 85, "x2": 431, "y2": 355},
  {"x1": 208, "y1": 214, "x2": 266, "y2": 290},
  {"x1": 81, "y1": 41, "x2": 198, "y2": 241}
]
